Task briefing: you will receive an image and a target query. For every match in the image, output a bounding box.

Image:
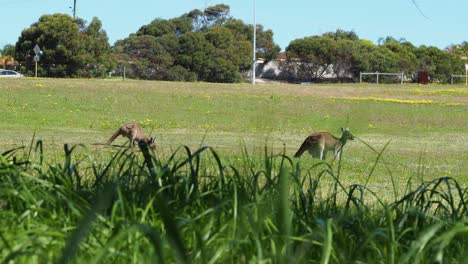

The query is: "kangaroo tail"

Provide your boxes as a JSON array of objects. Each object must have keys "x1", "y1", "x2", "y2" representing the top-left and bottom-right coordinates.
[{"x1": 107, "y1": 129, "x2": 121, "y2": 145}]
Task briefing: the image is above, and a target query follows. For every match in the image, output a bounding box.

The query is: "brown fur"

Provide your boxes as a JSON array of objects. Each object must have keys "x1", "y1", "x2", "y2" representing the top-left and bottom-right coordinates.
[
  {"x1": 107, "y1": 122, "x2": 156, "y2": 149},
  {"x1": 294, "y1": 128, "x2": 354, "y2": 160}
]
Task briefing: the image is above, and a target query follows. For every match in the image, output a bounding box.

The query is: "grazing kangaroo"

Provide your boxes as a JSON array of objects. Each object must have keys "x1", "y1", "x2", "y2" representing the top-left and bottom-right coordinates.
[
  {"x1": 107, "y1": 122, "x2": 156, "y2": 149},
  {"x1": 294, "y1": 128, "x2": 354, "y2": 160}
]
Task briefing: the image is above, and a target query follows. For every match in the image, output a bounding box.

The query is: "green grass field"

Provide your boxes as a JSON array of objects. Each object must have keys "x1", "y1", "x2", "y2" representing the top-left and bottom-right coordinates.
[
  {"x1": 0, "y1": 78, "x2": 467, "y2": 263},
  {"x1": 1, "y1": 78, "x2": 467, "y2": 191}
]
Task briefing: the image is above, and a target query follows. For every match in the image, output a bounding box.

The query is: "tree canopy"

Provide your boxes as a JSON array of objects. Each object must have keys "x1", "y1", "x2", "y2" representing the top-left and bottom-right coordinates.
[
  {"x1": 15, "y1": 14, "x2": 114, "y2": 77},
  {"x1": 7, "y1": 6, "x2": 466, "y2": 83},
  {"x1": 113, "y1": 4, "x2": 279, "y2": 82},
  {"x1": 282, "y1": 30, "x2": 465, "y2": 83}
]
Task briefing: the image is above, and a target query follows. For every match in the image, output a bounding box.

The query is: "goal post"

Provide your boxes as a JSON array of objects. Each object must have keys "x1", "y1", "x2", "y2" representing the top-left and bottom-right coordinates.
[
  {"x1": 451, "y1": 74, "x2": 468, "y2": 85},
  {"x1": 360, "y1": 72, "x2": 404, "y2": 84}
]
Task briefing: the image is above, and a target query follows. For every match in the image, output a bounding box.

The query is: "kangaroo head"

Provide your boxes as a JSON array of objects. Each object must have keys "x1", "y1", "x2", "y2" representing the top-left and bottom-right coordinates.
[
  {"x1": 341, "y1": 127, "x2": 354, "y2": 141},
  {"x1": 148, "y1": 137, "x2": 156, "y2": 149}
]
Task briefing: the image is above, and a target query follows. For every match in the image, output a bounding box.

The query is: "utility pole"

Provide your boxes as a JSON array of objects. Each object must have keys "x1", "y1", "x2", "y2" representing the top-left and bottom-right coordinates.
[
  {"x1": 73, "y1": 0, "x2": 77, "y2": 19},
  {"x1": 252, "y1": 0, "x2": 256, "y2": 85}
]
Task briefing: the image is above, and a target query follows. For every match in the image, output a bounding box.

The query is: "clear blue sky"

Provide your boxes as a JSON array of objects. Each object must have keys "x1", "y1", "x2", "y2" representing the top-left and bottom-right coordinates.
[{"x1": 1, "y1": 0, "x2": 467, "y2": 51}]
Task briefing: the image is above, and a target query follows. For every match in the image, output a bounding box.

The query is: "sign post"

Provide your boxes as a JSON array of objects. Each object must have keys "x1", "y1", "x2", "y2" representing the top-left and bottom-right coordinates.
[{"x1": 33, "y1": 44, "x2": 42, "y2": 78}]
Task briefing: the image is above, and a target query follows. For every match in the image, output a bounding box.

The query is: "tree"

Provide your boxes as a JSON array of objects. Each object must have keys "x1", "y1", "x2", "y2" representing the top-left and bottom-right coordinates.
[
  {"x1": 113, "y1": 4, "x2": 278, "y2": 83},
  {"x1": 416, "y1": 46, "x2": 463, "y2": 82},
  {"x1": 113, "y1": 34, "x2": 174, "y2": 80},
  {"x1": 15, "y1": 14, "x2": 113, "y2": 77},
  {"x1": 183, "y1": 4, "x2": 231, "y2": 32},
  {"x1": 80, "y1": 17, "x2": 115, "y2": 77},
  {"x1": 253, "y1": 25, "x2": 281, "y2": 62},
  {"x1": 0, "y1": 44, "x2": 17, "y2": 70},
  {"x1": 284, "y1": 36, "x2": 338, "y2": 81},
  {"x1": 351, "y1": 39, "x2": 377, "y2": 74},
  {"x1": 281, "y1": 29, "x2": 465, "y2": 83},
  {"x1": 224, "y1": 20, "x2": 280, "y2": 62},
  {"x1": 460, "y1": 41, "x2": 468, "y2": 57},
  {"x1": 137, "y1": 17, "x2": 192, "y2": 38},
  {"x1": 446, "y1": 41, "x2": 468, "y2": 58},
  {"x1": 177, "y1": 28, "x2": 251, "y2": 83},
  {"x1": 366, "y1": 46, "x2": 401, "y2": 73},
  {"x1": 282, "y1": 30, "x2": 364, "y2": 82},
  {"x1": 323, "y1": 29, "x2": 359, "y2": 41},
  {"x1": 205, "y1": 27, "x2": 251, "y2": 82},
  {"x1": 0, "y1": 44, "x2": 15, "y2": 57},
  {"x1": 16, "y1": 14, "x2": 81, "y2": 76},
  {"x1": 381, "y1": 40, "x2": 417, "y2": 76},
  {"x1": 333, "y1": 39, "x2": 358, "y2": 81}
]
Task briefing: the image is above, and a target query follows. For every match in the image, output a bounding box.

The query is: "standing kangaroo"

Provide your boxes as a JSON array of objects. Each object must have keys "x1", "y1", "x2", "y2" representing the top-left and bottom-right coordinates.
[
  {"x1": 107, "y1": 122, "x2": 156, "y2": 149},
  {"x1": 294, "y1": 128, "x2": 354, "y2": 160}
]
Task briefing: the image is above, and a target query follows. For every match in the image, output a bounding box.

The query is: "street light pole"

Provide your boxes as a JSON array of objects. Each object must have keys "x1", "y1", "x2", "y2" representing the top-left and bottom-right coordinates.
[{"x1": 252, "y1": 0, "x2": 256, "y2": 85}]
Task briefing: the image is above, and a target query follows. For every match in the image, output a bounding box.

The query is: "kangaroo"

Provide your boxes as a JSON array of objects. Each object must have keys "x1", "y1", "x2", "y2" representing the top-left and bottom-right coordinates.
[
  {"x1": 107, "y1": 122, "x2": 156, "y2": 149},
  {"x1": 294, "y1": 128, "x2": 354, "y2": 160}
]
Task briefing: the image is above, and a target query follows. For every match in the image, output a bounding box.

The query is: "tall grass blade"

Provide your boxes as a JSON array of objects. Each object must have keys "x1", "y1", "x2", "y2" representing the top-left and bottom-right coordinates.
[
  {"x1": 59, "y1": 183, "x2": 116, "y2": 264},
  {"x1": 320, "y1": 218, "x2": 333, "y2": 264},
  {"x1": 277, "y1": 166, "x2": 291, "y2": 263},
  {"x1": 385, "y1": 205, "x2": 396, "y2": 264},
  {"x1": 399, "y1": 223, "x2": 444, "y2": 264},
  {"x1": 135, "y1": 224, "x2": 166, "y2": 264},
  {"x1": 140, "y1": 143, "x2": 188, "y2": 263},
  {"x1": 434, "y1": 223, "x2": 468, "y2": 263},
  {"x1": 34, "y1": 139, "x2": 44, "y2": 171}
]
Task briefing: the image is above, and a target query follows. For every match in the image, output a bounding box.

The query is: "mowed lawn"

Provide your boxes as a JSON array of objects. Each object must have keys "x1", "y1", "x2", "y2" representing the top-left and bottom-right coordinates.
[{"x1": 1, "y1": 78, "x2": 467, "y2": 199}]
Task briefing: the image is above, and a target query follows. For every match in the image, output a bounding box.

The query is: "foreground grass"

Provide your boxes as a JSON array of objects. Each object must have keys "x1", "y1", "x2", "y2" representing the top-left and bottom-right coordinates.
[{"x1": 0, "y1": 142, "x2": 467, "y2": 263}]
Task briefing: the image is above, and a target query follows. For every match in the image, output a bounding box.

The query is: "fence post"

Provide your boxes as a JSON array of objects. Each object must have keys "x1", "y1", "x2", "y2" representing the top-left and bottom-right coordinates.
[
  {"x1": 451, "y1": 75, "x2": 453, "y2": 85},
  {"x1": 360, "y1": 72, "x2": 362, "y2": 84},
  {"x1": 123, "y1": 66, "x2": 126, "y2": 81},
  {"x1": 401, "y1": 72, "x2": 404, "y2": 84},
  {"x1": 376, "y1": 72, "x2": 379, "y2": 84}
]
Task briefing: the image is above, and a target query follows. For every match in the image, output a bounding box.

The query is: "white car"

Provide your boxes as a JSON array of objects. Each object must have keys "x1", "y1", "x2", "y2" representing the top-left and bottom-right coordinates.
[{"x1": 0, "y1": 70, "x2": 25, "y2": 78}]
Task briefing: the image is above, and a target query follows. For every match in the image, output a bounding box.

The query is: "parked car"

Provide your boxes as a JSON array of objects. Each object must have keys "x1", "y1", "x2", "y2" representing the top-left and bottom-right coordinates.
[{"x1": 0, "y1": 70, "x2": 25, "y2": 78}]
